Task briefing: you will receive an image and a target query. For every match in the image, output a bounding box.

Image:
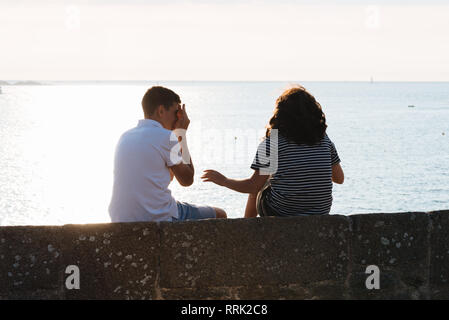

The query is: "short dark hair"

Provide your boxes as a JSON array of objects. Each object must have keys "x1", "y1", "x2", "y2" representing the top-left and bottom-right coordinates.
[
  {"x1": 266, "y1": 85, "x2": 327, "y2": 146},
  {"x1": 142, "y1": 86, "x2": 181, "y2": 117}
]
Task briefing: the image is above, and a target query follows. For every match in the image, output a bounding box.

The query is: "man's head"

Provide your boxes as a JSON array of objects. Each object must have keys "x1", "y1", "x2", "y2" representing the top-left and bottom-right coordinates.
[{"x1": 142, "y1": 86, "x2": 181, "y2": 130}]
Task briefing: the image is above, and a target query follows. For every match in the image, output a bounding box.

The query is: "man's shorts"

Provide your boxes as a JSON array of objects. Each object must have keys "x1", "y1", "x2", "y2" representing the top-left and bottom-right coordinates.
[{"x1": 172, "y1": 201, "x2": 217, "y2": 222}]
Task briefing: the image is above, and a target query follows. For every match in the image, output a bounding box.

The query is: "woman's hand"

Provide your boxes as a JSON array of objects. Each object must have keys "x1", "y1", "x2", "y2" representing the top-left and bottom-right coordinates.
[
  {"x1": 201, "y1": 169, "x2": 269, "y2": 194},
  {"x1": 201, "y1": 170, "x2": 228, "y2": 186}
]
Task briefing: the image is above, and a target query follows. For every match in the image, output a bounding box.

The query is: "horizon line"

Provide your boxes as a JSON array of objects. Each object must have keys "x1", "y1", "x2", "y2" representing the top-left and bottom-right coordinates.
[{"x1": 2, "y1": 80, "x2": 449, "y2": 85}]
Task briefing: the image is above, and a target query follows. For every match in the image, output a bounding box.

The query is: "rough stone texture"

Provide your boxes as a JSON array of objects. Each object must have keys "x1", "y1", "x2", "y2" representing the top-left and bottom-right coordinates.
[
  {"x1": 159, "y1": 284, "x2": 343, "y2": 300},
  {"x1": 160, "y1": 287, "x2": 235, "y2": 300},
  {"x1": 223, "y1": 216, "x2": 351, "y2": 289},
  {"x1": 0, "y1": 226, "x2": 64, "y2": 299},
  {"x1": 228, "y1": 283, "x2": 346, "y2": 300},
  {"x1": 159, "y1": 219, "x2": 231, "y2": 289},
  {"x1": 159, "y1": 215, "x2": 350, "y2": 295},
  {"x1": 349, "y1": 212, "x2": 430, "y2": 299},
  {"x1": 1, "y1": 211, "x2": 449, "y2": 300},
  {"x1": 61, "y1": 222, "x2": 160, "y2": 300},
  {"x1": 429, "y1": 210, "x2": 449, "y2": 299}
]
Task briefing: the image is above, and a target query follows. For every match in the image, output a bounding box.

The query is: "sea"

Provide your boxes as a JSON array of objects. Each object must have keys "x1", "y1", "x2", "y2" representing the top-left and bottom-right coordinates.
[{"x1": 0, "y1": 81, "x2": 448, "y2": 226}]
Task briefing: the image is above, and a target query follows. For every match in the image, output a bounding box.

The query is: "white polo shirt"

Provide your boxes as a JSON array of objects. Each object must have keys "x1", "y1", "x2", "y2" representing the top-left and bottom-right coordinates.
[{"x1": 109, "y1": 119, "x2": 183, "y2": 222}]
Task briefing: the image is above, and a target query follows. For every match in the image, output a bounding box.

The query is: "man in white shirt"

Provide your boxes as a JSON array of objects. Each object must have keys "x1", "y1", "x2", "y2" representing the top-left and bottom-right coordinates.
[{"x1": 109, "y1": 86, "x2": 227, "y2": 222}]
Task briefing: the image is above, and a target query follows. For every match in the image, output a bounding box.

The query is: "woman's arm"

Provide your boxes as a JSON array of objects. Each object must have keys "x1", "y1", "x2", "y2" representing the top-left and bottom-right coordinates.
[
  {"x1": 332, "y1": 163, "x2": 344, "y2": 184},
  {"x1": 201, "y1": 169, "x2": 269, "y2": 194}
]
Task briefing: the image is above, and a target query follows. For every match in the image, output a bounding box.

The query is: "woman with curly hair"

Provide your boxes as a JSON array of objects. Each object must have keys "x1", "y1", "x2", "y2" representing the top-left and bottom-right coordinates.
[{"x1": 201, "y1": 85, "x2": 344, "y2": 217}]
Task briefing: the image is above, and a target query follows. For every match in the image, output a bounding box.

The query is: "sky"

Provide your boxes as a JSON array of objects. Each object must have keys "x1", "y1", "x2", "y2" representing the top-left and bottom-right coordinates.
[{"x1": 1, "y1": 0, "x2": 449, "y2": 81}]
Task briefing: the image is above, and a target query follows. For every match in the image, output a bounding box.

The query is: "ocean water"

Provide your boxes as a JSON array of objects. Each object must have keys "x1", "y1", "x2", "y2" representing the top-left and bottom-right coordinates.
[{"x1": 0, "y1": 81, "x2": 448, "y2": 226}]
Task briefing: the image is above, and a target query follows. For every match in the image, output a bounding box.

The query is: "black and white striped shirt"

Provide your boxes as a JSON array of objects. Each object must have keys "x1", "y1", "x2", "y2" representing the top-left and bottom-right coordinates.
[{"x1": 251, "y1": 133, "x2": 341, "y2": 216}]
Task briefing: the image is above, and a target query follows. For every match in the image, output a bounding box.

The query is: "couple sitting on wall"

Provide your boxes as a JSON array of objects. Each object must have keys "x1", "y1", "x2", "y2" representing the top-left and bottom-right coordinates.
[{"x1": 108, "y1": 85, "x2": 344, "y2": 223}]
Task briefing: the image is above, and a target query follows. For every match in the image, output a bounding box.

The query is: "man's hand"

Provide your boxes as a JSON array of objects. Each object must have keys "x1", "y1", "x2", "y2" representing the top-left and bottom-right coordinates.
[
  {"x1": 172, "y1": 103, "x2": 191, "y2": 165},
  {"x1": 174, "y1": 104, "x2": 190, "y2": 130},
  {"x1": 201, "y1": 170, "x2": 228, "y2": 187}
]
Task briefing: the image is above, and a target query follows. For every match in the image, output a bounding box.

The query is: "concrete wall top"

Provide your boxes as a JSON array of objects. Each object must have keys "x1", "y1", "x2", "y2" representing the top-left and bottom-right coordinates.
[{"x1": 1, "y1": 210, "x2": 448, "y2": 300}]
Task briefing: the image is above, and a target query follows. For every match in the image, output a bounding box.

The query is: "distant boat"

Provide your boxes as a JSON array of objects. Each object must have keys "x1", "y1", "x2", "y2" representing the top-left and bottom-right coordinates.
[{"x1": 408, "y1": 105, "x2": 415, "y2": 108}]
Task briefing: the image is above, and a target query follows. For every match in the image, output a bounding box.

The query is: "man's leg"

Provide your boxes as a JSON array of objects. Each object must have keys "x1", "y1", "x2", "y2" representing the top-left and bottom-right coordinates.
[
  {"x1": 212, "y1": 207, "x2": 227, "y2": 219},
  {"x1": 175, "y1": 201, "x2": 226, "y2": 221}
]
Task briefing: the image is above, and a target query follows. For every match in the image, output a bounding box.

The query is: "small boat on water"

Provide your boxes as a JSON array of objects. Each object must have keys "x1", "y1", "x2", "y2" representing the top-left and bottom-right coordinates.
[{"x1": 408, "y1": 105, "x2": 415, "y2": 108}]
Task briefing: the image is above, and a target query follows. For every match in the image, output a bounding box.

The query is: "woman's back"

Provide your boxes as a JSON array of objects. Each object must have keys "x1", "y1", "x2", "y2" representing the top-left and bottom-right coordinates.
[
  {"x1": 201, "y1": 84, "x2": 344, "y2": 218},
  {"x1": 251, "y1": 133, "x2": 340, "y2": 216}
]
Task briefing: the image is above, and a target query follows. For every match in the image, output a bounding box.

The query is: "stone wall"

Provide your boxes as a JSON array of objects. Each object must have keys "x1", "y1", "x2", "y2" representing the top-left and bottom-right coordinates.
[{"x1": 1, "y1": 210, "x2": 448, "y2": 300}]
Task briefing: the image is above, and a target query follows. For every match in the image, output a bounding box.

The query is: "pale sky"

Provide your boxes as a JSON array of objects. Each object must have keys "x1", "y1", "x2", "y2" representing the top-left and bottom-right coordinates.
[{"x1": 1, "y1": 0, "x2": 449, "y2": 81}]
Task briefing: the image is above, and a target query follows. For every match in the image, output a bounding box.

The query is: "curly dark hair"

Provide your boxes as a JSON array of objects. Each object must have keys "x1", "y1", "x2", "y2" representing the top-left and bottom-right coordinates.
[{"x1": 266, "y1": 85, "x2": 327, "y2": 146}]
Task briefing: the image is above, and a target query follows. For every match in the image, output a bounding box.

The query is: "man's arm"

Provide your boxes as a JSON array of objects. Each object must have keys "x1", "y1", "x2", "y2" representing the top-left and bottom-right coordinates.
[
  {"x1": 170, "y1": 103, "x2": 194, "y2": 187},
  {"x1": 169, "y1": 159, "x2": 194, "y2": 186}
]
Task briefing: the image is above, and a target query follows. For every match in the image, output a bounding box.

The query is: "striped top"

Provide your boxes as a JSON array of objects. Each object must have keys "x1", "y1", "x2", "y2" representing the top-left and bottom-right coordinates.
[{"x1": 251, "y1": 133, "x2": 341, "y2": 216}]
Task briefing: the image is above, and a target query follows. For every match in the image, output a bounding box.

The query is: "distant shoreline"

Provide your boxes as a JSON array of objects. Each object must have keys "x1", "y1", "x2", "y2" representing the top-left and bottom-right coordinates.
[
  {"x1": 2, "y1": 80, "x2": 449, "y2": 86},
  {"x1": 0, "y1": 81, "x2": 43, "y2": 86}
]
